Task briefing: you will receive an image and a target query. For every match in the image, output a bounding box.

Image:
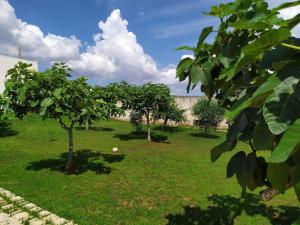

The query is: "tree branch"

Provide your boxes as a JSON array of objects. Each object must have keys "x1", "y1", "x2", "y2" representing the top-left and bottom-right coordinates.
[{"x1": 58, "y1": 117, "x2": 69, "y2": 131}]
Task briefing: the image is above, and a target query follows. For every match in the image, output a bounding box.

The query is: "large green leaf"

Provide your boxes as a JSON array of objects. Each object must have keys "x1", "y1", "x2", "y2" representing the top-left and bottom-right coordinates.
[
  {"x1": 211, "y1": 112, "x2": 247, "y2": 162},
  {"x1": 225, "y1": 75, "x2": 280, "y2": 121},
  {"x1": 231, "y1": 14, "x2": 283, "y2": 29},
  {"x1": 263, "y1": 76, "x2": 300, "y2": 135},
  {"x1": 267, "y1": 163, "x2": 290, "y2": 193},
  {"x1": 176, "y1": 58, "x2": 193, "y2": 81},
  {"x1": 175, "y1": 46, "x2": 195, "y2": 51},
  {"x1": 190, "y1": 65, "x2": 208, "y2": 86},
  {"x1": 223, "y1": 29, "x2": 291, "y2": 81},
  {"x1": 196, "y1": 26, "x2": 213, "y2": 49},
  {"x1": 227, "y1": 151, "x2": 246, "y2": 178},
  {"x1": 269, "y1": 119, "x2": 300, "y2": 163},
  {"x1": 236, "y1": 152, "x2": 257, "y2": 189},
  {"x1": 252, "y1": 118, "x2": 275, "y2": 150}
]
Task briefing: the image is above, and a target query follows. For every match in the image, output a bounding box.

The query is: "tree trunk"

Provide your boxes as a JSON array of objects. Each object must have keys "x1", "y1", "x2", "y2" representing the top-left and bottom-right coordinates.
[
  {"x1": 66, "y1": 128, "x2": 74, "y2": 170},
  {"x1": 146, "y1": 113, "x2": 151, "y2": 142},
  {"x1": 85, "y1": 121, "x2": 89, "y2": 130},
  {"x1": 163, "y1": 117, "x2": 168, "y2": 128}
]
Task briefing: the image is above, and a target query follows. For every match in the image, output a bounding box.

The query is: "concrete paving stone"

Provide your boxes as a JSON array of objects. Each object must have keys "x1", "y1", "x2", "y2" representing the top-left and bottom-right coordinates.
[
  {"x1": 0, "y1": 212, "x2": 22, "y2": 225},
  {"x1": 29, "y1": 218, "x2": 45, "y2": 225},
  {"x1": 0, "y1": 188, "x2": 78, "y2": 225},
  {"x1": 12, "y1": 212, "x2": 30, "y2": 222},
  {"x1": 29, "y1": 207, "x2": 42, "y2": 213},
  {"x1": 10, "y1": 197, "x2": 23, "y2": 203},
  {"x1": 38, "y1": 211, "x2": 50, "y2": 218},
  {"x1": 1, "y1": 204, "x2": 14, "y2": 210},
  {"x1": 44, "y1": 214, "x2": 67, "y2": 225},
  {"x1": 24, "y1": 203, "x2": 36, "y2": 210}
]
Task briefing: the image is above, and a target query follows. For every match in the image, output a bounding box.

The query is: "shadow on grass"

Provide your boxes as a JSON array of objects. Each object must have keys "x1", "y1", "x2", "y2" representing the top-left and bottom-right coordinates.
[
  {"x1": 0, "y1": 121, "x2": 18, "y2": 137},
  {"x1": 190, "y1": 133, "x2": 220, "y2": 139},
  {"x1": 114, "y1": 131, "x2": 169, "y2": 143},
  {"x1": 26, "y1": 149, "x2": 125, "y2": 175},
  {"x1": 153, "y1": 126, "x2": 184, "y2": 133},
  {"x1": 75, "y1": 127, "x2": 114, "y2": 132},
  {"x1": 165, "y1": 193, "x2": 300, "y2": 225}
]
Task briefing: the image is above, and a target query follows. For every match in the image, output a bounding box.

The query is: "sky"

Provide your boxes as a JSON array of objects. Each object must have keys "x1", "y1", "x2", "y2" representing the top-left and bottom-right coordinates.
[{"x1": 0, "y1": 0, "x2": 299, "y2": 95}]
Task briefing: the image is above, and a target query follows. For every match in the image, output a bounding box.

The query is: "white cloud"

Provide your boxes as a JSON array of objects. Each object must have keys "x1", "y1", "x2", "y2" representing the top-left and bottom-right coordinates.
[
  {"x1": 0, "y1": 0, "x2": 81, "y2": 61},
  {"x1": 278, "y1": 5, "x2": 300, "y2": 38},
  {"x1": 267, "y1": 0, "x2": 300, "y2": 37},
  {"x1": 0, "y1": 1, "x2": 194, "y2": 95},
  {"x1": 68, "y1": 9, "x2": 181, "y2": 88}
]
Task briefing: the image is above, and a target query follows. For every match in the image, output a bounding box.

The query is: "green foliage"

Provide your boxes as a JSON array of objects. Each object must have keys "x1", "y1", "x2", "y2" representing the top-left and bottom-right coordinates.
[
  {"x1": 3, "y1": 62, "x2": 118, "y2": 169},
  {"x1": 129, "y1": 110, "x2": 143, "y2": 133},
  {"x1": 176, "y1": 0, "x2": 300, "y2": 209},
  {"x1": 153, "y1": 99, "x2": 186, "y2": 127},
  {"x1": 112, "y1": 82, "x2": 173, "y2": 141},
  {"x1": 192, "y1": 99, "x2": 225, "y2": 135}
]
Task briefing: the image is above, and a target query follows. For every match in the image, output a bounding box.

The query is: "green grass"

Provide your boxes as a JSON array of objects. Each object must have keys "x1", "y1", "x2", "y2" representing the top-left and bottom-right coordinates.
[{"x1": 0, "y1": 115, "x2": 299, "y2": 225}]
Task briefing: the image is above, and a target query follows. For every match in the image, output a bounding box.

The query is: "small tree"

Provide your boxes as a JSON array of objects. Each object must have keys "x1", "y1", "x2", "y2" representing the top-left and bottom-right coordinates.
[
  {"x1": 129, "y1": 110, "x2": 143, "y2": 133},
  {"x1": 153, "y1": 100, "x2": 186, "y2": 128},
  {"x1": 192, "y1": 99, "x2": 225, "y2": 135},
  {"x1": 134, "y1": 83, "x2": 173, "y2": 141},
  {"x1": 4, "y1": 62, "x2": 111, "y2": 170},
  {"x1": 114, "y1": 82, "x2": 173, "y2": 141}
]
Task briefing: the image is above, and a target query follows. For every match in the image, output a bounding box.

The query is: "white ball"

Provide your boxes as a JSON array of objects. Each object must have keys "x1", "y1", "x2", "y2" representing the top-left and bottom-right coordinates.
[{"x1": 112, "y1": 147, "x2": 118, "y2": 152}]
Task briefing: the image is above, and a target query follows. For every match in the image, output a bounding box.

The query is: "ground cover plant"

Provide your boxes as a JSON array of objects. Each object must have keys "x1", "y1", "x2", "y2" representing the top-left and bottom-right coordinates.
[
  {"x1": 177, "y1": 0, "x2": 300, "y2": 223},
  {"x1": 0, "y1": 116, "x2": 299, "y2": 225}
]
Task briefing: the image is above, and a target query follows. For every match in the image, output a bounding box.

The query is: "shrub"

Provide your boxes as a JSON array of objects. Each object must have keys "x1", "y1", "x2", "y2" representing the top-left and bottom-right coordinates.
[
  {"x1": 192, "y1": 99, "x2": 224, "y2": 135},
  {"x1": 129, "y1": 110, "x2": 143, "y2": 133}
]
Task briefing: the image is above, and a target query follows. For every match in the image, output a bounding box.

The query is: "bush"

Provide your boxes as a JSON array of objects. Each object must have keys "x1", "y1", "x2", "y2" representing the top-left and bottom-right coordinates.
[
  {"x1": 192, "y1": 99, "x2": 224, "y2": 135},
  {"x1": 153, "y1": 101, "x2": 186, "y2": 127},
  {"x1": 129, "y1": 110, "x2": 143, "y2": 133}
]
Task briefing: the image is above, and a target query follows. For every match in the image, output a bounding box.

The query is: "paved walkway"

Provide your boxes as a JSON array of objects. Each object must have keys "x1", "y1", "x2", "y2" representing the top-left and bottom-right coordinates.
[{"x1": 0, "y1": 188, "x2": 76, "y2": 225}]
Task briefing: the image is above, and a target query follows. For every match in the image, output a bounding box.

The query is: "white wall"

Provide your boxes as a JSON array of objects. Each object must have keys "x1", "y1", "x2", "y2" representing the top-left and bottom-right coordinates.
[
  {"x1": 0, "y1": 54, "x2": 38, "y2": 93},
  {"x1": 116, "y1": 96, "x2": 228, "y2": 129}
]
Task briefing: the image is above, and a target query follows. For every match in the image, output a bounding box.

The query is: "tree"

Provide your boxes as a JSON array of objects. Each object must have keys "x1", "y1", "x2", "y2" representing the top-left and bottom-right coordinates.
[
  {"x1": 192, "y1": 99, "x2": 224, "y2": 135},
  {"x1": 153, "y1": 99, "x2": 186, "y2": 128},
  {"x1": 176, "y1": 0, "x2": 300, "y2": 216},
  {"x1": 3, "y1": 62, "x2": 112, "y2": 170},
  {"x1": 113, "y1": 82, "x2": 173, "y2": 141},
  {"x1": 129, "y1": 110, "x2": 143, "y2": 133}
]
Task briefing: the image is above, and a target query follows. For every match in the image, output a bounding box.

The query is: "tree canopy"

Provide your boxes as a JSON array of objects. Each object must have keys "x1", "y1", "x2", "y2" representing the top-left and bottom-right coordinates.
[
  {"x1": 112, "y1": 82, "x2": 174, "y2": 141},
  {"x1": 3, "y1": 62, "x2": 119, "y2": 170},
  {"x1": 176, "y1": 0, "x2": 300, "y2": 212},
  {"x1": 153, "y1": 99, "x2": 186, "y2": 127},
  {"x1": 192, "y1": 99, "x2": 225, "y2": 135}
]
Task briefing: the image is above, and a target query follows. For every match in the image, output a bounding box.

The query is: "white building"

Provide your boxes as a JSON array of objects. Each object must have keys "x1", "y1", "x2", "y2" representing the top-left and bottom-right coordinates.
[{"x1": 0, "y1": 54, "x2": 38, "y2": 93}]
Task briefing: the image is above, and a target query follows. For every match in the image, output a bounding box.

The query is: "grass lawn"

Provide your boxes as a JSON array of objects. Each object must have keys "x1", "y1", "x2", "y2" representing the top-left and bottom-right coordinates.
[{"x1": 0, "y1": 115, "x2": 299, "y2": 225}]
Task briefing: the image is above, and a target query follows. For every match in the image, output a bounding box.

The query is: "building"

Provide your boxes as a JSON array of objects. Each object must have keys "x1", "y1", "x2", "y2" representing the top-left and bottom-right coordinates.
[{"x1": 0, "y1": 54, "x2": 38, "y2": 93}]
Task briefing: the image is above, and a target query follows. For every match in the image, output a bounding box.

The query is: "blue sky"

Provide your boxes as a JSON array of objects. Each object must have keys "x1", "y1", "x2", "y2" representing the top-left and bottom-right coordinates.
[
  {"x1": 1, "y1": 0, "x2": 295, "y2": 95},
  {"x1": 9, "y1": 0, "x2": 224, "y2": 67}
]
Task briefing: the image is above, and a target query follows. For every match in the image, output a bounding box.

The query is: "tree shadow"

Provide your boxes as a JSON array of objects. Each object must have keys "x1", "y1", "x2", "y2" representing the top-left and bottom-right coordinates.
[
  {"x1": 190, "y1": 133, "x2": 220, "y2": 139},
  {"x1": 153, "y1": 126, "x2": 184, "y2": 133},
  {"x1": 113, "y1": 131, "x2": 169, "y2": 143},
  {"x1": 165, "y1": 193, "x2": 300, "y2": 225},
  {"x1": 0, "y1": 121, "x2": 19, "y2": 137},
  {"x1": 26, "y1": 149, "x2": 125, "y2": 175},
  {"x1": 75, "y1": 127, "x2": 114, "y2": 132}
]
